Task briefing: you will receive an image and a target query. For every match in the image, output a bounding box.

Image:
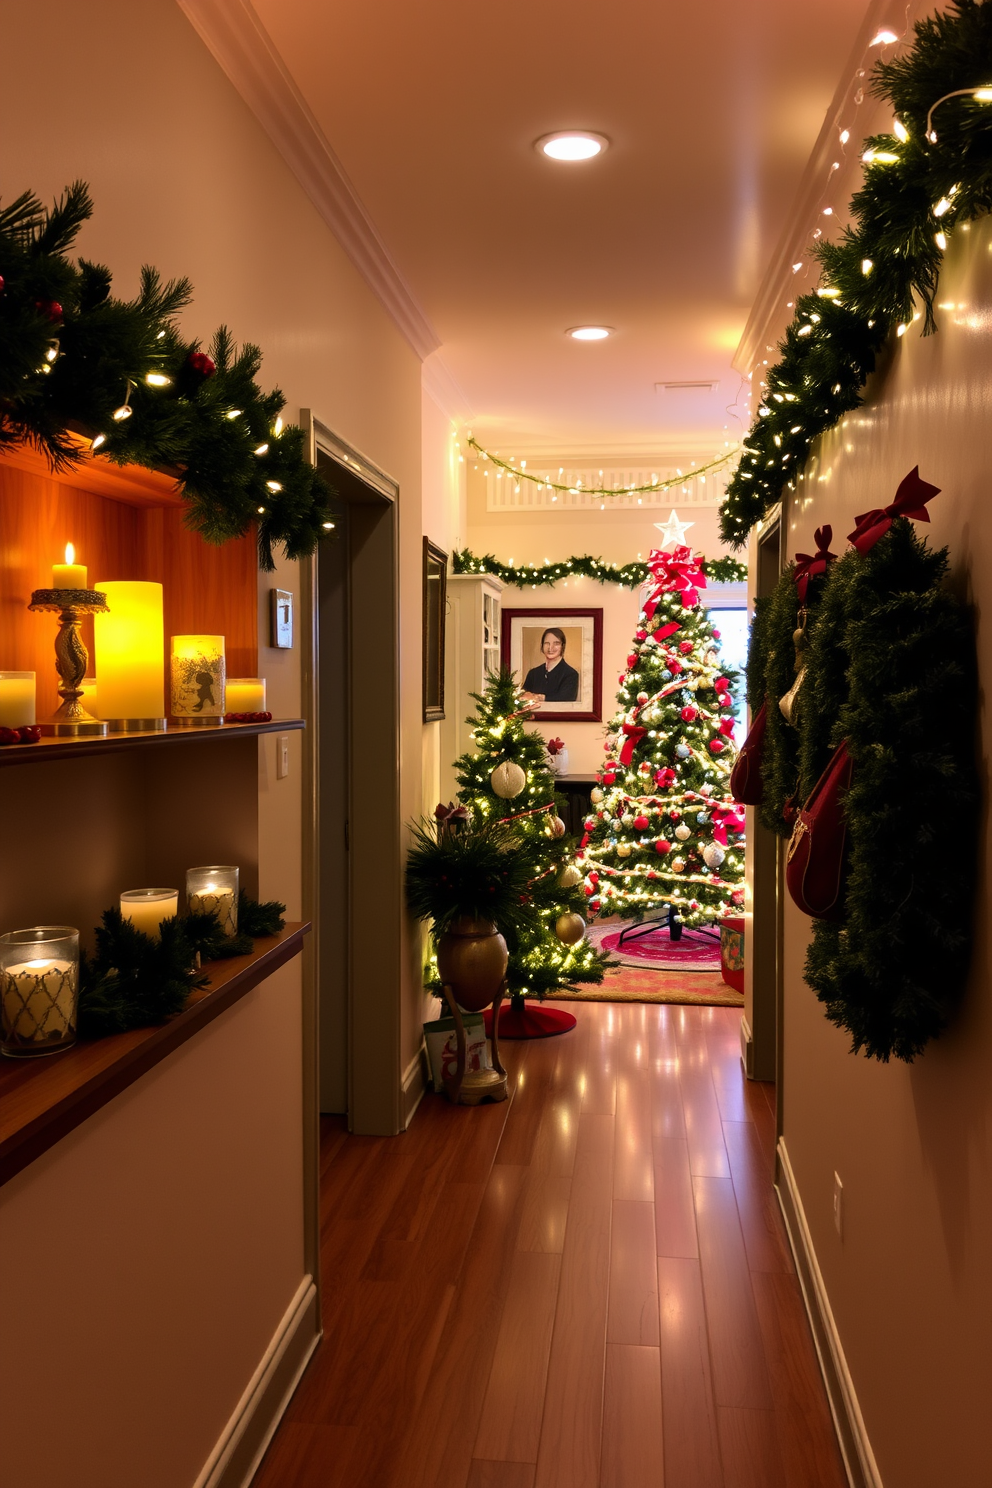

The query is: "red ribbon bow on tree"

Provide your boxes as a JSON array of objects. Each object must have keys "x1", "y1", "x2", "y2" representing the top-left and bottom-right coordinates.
[
  {"x1": 793, "y1": 525, "x2": 837, "y2": 601},
  {"x1": 619, "y1": 721, "x2": 648, "y2": 764},
  {"x1": 847, "y1": 468, "x2": 941, "y2": 555}
]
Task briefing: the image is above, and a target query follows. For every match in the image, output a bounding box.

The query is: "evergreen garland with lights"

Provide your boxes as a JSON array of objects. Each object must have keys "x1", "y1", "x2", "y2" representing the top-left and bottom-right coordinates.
[
  {"x1": 450, "y1": 669, "x2": 611, "y2": 999},
  {"x1": 720, "y1": 0, "x2": 992, "y2": 547},
  {"x1": 580, "y1": 547, "x2": 745, "y2": 926},
  {"x1": 453, "y1": 548, "x2": 747, "y2": 589},
  {"x1": 467, "y1": 436, "x2": 738, "y2": 498},
  {"x1": 0, "y1": 182, "x2": 335, "y2": 570}
]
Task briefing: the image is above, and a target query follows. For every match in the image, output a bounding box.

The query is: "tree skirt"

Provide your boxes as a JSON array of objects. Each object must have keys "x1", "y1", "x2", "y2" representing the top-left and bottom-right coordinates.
[
  {"x1": 556, "y1": 965, "x2": 743, "y2": 1008},
  {"x1": 586, "y1": 918, "x2": 722, "y2": 972}
]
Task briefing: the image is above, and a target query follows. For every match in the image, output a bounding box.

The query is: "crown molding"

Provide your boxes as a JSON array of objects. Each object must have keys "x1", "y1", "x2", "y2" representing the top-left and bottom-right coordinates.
[
  {"x1": 734, "y1": 0, "x2": 893, "y2": 376},
  {"x1": 176, "y1": 0, "x2": 441, "y2": 361},
  {"x1": 421, "y1": 353, "x2": 475, "y2": 424}
]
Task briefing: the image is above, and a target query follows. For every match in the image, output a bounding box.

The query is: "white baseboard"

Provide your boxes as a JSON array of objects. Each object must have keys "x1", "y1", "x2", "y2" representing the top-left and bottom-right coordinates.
[
  {"x1": 775, "y1": 1138, "x2": 883, "y2": 1488},
  {"x1": 194, "y1": 1275, "x2": 320, "y2": 1488},
  {"x1": 402, "y1": 1044, "x2": 427, "y2": 1128}
]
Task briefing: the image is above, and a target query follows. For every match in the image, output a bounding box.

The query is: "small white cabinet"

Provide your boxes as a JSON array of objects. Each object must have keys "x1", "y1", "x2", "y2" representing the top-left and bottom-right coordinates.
[{"x1": 440, "y1": 572, "x2": 504, "y2": 796}]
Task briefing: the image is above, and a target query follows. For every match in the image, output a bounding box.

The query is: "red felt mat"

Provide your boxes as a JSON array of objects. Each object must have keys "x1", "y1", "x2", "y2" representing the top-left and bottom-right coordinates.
[{"x1": 483, "y1": 1004, "x2": 577, "y2": 1039}]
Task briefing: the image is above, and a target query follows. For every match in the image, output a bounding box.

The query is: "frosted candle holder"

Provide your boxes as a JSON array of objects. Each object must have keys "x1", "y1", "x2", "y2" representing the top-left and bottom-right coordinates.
[
  {"x1": 1, "y1": 926, "x2": 79, "y2": 1058},
  {"x1": 120, "y1": 888, "x2": 179, "y2": 940},
  {"x1": 171, "y1": 635, "x2": 226, "y2": 725},
  {"x1": 0, "y1": 672, "x2": 36, "y2": 728},
  {"x1": 186, "y1": 865, "x2": 239, "y2": 937},
  {"x1": 226, "y1": 678, "x2": 266, "y2": 714}
]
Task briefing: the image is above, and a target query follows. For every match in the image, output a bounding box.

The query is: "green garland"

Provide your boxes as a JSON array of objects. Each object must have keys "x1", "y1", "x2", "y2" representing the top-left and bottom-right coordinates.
[
  {"x1": 452, "y1": 549, "x2": 747, "y2": 588},
  {"x1": 0, "y1": 183, "x2": 336, "y2": 570},
  {"x1": 467, "y1": 436, "x2": 739, "y2": 498},
  {"x1": 719, "y1": 0, "x2": 992, "y2": 548},
  {"x1": 747, "y1": 520, "x2": 978, "y2": 1061},
  {"x1": 77, "y1": 891, "x2": 286, "y2": 1037}
]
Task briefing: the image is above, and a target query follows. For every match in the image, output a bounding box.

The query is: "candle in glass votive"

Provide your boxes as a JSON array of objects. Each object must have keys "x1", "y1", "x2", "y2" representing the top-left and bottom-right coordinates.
[
  {"x1": 120, "y1": 889, "x2": 178, "y2": 940},
  {"x1": 225, "y1": 678, "x2": 266, "y2": 714},
  {"x1": 0, "y1": 926, "x2": 79, "y2": 1057},
  {"x1": 0, "y1": 672, "x2": 36, "y2": 727},
  {"x1": 52, "y1": 543, "x2": 88, "y2": 589},
  {"x1": 186, "y1": 865, "x2": 239, "y2": 937}
]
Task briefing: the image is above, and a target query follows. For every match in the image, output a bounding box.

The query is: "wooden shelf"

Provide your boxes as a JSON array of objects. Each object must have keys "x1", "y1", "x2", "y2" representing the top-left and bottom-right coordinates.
[
  {"x1": 1, "y1": 437, "x2": 184, "y2": 509},
  {"x1": 0, "y1": 717, "x2": 304, "y2": 767},
  {"x1": 0, "y1": 923, "x2": 310, "y2": 1188}
]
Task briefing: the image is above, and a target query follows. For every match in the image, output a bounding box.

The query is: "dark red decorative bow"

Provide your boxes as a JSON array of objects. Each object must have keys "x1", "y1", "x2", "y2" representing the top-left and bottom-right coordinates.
[
  {"x1": 645, "y1": 545, "x2": 706, "y2": 616},
  {"x1": 793, "y1": 526, "x2": 837, "y2": 600},
  {"x1": 619, "y1": 722, "x2": 647, "y2": 764},
  {"x1": 435, "y1": 801, "x2": 469, "y2": 832},
  {"x1": 848, "y1": 468, "x2": 941, "y2": 554},
  {"x1": 546, "y1": 737, "x2": 565, "y2": 755}
]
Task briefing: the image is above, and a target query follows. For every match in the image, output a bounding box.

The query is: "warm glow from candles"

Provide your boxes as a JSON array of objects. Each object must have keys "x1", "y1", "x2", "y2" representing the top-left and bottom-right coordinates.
[
  {"x1": 94, "y1": 582, "x2": 165, "y2": 723},
  {"x1": 52, "y1": 543, "x2": 88, "y2": 590}
]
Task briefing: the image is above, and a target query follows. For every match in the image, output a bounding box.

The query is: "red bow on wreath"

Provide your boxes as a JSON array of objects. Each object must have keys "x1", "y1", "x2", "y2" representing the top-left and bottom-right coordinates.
[
  {"x1": 847, "y1": 468, "x2": 941, "y2": 555},
  {"x1": 793, "y1": 526, "x2": 837, "y2": 600},
  {"x1": 619, "y1": 721, "x2": 648, "y2": 764}
]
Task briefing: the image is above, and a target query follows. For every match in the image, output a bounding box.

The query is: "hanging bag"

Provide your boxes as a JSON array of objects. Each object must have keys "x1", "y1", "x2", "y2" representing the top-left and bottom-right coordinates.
[
  {"x1": 786, "y1": 740, "x2": 853, "y2": 921},
  {"x1": 730, "y1": 700, "x2": 768, "y2": 805}
]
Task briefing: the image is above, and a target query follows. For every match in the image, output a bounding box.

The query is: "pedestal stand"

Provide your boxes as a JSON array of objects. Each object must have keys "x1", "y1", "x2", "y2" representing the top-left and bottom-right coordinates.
[
  {"x1": 28, "y1": 589, "x2": 109, "y2": 737},
  {"x1": 440, "y1": 981, "x2": 508, "y2": 1104}
]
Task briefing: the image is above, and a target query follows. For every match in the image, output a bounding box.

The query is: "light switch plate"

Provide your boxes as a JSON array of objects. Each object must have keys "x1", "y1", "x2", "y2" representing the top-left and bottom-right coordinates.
[
  {"x1": 270, "y1": 588, "x2": 293, "y2": 648},
  {"x1": 277, "y1": 735, "x2": 290, "y2": 779}
]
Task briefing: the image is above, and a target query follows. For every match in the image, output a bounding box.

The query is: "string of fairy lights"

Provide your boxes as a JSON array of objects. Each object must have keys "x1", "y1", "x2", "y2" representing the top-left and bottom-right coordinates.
[{"x1": 466, "y1": 436, "x2": 740, "y2": 499}]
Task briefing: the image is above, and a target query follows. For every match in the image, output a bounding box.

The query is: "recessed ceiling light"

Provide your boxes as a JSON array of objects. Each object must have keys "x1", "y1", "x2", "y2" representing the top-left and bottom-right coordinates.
[
  {"x1": 537, "y1": 131, "x2": 609, "y2": 162},
  {"x1": 567, "y1": 325, "x2": 612, "y2": 341}
]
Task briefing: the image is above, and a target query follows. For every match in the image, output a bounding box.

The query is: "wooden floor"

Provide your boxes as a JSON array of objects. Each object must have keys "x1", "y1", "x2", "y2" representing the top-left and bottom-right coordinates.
[{"x1": 253, "y1": 1001, "x2": 847, "y2": 1488}]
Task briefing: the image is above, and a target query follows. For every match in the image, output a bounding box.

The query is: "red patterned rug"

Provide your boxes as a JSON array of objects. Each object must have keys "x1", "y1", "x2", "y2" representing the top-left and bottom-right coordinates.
[
  {"x1": 562, "y1": 917, "x2": 743, "y2": 1007},
  {"x1": 587, "y1": 917, "x2": 721, "y2": 971}
]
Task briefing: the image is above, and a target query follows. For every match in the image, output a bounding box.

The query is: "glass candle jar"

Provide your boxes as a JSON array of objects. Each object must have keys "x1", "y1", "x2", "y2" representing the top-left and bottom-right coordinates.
[
  {"x1": 171, "y1": 635, "x2": 226, "y2": 725},
  {"x1": 0, "y1": 672, "x2": 36, "y2": 728},
  {"x1": 186, "y1": 865, "x2": 239, "y2": 937},
  {"x1": 120, "y1": 888, "x2": 179, "y2": 940},
  {"x1": 1, "y1": 926, "x2": 79, "y2": 1058},
  {"x1": 225, "y1": 678, "x2": 266, "y2": 714}
]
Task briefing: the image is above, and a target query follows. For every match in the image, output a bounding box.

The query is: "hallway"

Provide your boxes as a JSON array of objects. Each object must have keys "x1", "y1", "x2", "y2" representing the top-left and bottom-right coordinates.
[{"x1": 254, "y1": 1002, "x2": 847, "y2": 1487}]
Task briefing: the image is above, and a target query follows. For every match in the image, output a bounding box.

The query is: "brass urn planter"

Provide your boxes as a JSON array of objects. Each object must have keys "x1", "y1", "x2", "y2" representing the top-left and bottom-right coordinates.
[{"x1": 436, "y1": 916, "x2": 508, "y2": 1105}]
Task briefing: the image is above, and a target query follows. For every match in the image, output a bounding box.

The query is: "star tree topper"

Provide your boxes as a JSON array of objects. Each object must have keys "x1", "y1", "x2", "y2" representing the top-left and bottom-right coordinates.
[{"x1": 654, "y1": 509, "x2": 694, "y2": 550}]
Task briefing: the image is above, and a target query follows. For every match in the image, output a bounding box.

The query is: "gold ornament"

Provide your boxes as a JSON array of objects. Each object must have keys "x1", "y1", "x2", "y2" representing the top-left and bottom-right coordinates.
[
  {"x1": 617, "y1": 842, "x2": 632, "y2": 858},
  {"x1": 548, "y1": 815, "x2": 566, "y2": 838},
  {"x1": 779, "y1": 607, "x2": 808, "y2": 726},
  {"x1": 490, "y1": 760, "x2": 527, "y2": 798},
  {"x1": 671, "y1": 857, "x2": 686, "y2": 873},
  {"x1": 558, "y1": 863, "x2": 582, "y2": 888},
  {"x1": 556, "y1": 912, "x2": 586, "y2": 945}
]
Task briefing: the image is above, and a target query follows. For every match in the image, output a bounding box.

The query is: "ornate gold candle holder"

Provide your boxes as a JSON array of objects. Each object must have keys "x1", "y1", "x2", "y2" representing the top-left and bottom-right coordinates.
[{"x1": 28, "y1": 588, "x2": 110, "y2": 737}]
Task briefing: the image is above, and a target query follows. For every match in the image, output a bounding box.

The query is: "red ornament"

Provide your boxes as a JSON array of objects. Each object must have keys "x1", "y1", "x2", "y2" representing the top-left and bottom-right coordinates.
[
  {"x1": 35, "y1": 299, "x2": 63, "y2": 323},
  {"x1": 669, "y1": 809, "x2": 681, "y2": 821},
  {"x1": 618, "y1": 674, "x2": 626, "y2": 686},
  {"x1": 647, "y1": 870, "x2": 658, "y2": 880},
  {"x1": 187, "y1": 350, "x2": 216, "y2": 378},
  {"x1": 655, "y1": 839, "x2": 671, "y2": 854},
  {"x1": 589, "y1": 897, "x2": 601, "y2": 913},
  {"x1": 655, "y1": 767, "x2": 676, "y2": 787},
  {"x1": 669, "y1": 661, "x2": 682, "y2": 675},
  {"x1": 712, "y1": 629, "x2": 721, "y2": 639},
  {"x1": 588, "y1": 872, "x2": 599, "y2": 886},
  {"x1": 626, "y1": 653, "x2": 638, "y2": 668},
  {"x1": 709, "y1": 739, "x2": 725, "y2": 754},
  {"x1": 581, "y1": 834, "x2": 590, "y2": 848},
  {"x1": 634, "y1": 814, "x2": 649, "y2": 831},
  {"x1": 679, "y1": 640, "x2": 694, "y2": 654},
  {"x1": 720, "y1": 696, "x2": 733, "y2": 709},
  {"x1": 603, "y1": 771, "x2": 616, "y2": 785},
  {"x1": 714, "y1": 677, "x2": 729, "y2": 689},
  {"x1": 636, "y1": 629, "x2": 647, "y2": 640},
  {"x1": 718, "y1": 718, "x2": 735, "y2": 737},
  {"x1": 680, "y1": 705, "x2": 697, "y2": 722},
  {"x1": 585, "y1": 884, "x2": 595, "y2": 896}
]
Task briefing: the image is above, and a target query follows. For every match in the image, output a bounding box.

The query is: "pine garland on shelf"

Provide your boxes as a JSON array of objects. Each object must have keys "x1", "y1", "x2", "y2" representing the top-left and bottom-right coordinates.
[
  {"x1": 719, "y1": 0, "x2": 992, "y2": 548},
  {"x1": 77, "y1": 891, "x2": 287, "y2": 1038},
  {"x1": 452, "y1": 549, "x2": 747, "y2": 588},
  {"x1": 0, "y1": 182, "x2": 336, "y2": 570}
]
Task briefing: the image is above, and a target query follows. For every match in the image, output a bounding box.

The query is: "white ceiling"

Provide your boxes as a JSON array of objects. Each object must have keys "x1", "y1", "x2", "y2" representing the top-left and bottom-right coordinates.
[{"x1": 252, "y1": 0, "x2": 870, "y2": 460}]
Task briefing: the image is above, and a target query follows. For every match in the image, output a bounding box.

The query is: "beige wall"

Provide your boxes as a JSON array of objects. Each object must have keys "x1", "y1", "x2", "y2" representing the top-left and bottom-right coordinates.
[
  {"x1": 463, "y1": 461, "x2": 741, "y2": 771},
  {"x1": 770, "y1": 199, "x2": 992, "y2": 1488}
]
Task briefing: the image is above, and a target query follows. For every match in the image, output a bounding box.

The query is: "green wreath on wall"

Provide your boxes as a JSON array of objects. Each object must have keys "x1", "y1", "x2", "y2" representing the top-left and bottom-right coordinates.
[{"x1": 0, "y1": 182, "x2": 336, "y2": 570}]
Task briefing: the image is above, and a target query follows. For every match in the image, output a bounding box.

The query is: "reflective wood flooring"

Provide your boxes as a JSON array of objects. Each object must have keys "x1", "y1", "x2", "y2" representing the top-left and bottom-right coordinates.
[{"x1": 253, "y1": 1001, "x2": 847, "y2": 1488}]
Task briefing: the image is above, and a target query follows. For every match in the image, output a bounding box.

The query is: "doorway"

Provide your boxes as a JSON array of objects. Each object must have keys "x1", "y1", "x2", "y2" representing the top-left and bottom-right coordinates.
[{"x1": 301, "y1": 412, "x2": 404, "y2": 1137}]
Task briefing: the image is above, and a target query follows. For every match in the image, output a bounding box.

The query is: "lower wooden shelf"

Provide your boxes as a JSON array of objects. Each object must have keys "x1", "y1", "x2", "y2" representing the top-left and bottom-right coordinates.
[
  {"x1": 0, "y1": 922, "x2": 310, "y2": 1188},
  {"x1": 0, "y1": 717, "x2": 304, "y2": 767}
]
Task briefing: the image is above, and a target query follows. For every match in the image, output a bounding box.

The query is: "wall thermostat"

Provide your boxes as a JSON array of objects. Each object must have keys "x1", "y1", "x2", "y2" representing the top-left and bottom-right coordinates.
[{"x1": 270, "y1": 588, "x2": 294, "y2": 648}]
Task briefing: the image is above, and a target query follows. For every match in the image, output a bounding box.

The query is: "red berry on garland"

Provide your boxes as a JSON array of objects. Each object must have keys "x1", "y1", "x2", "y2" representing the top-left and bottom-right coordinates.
[
  {"x1": 680, "y1": 705, "x2": 697, "y2": 722},
  {"x1": 187, "y1": 350, "x2": 216, "y2": 378},
  {"x1": 0, "y1": 727, "x2": 20, "y2": 745},
  {"x1": 709, "y1": 739, "x2": 725, "y2": 754},
  {"x1": 16, "y1": 725, "x2": 42, "y2": 743},
  {"x1": 655, "y1": 838, "x2": 671, "y2": 854},
  {"x1": 35, "y1": 299, "x2": 63, "y2": 323}
]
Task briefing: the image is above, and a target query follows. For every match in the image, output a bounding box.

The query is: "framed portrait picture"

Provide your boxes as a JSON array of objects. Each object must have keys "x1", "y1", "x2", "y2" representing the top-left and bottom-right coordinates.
[{"x1": 501, "y1": 608, "x2": 603, "y2": 722}]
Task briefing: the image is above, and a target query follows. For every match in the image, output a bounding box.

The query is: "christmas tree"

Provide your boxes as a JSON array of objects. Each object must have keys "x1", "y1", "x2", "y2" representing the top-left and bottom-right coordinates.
[
  {"x1": 453, "y1": 669, "x2": 610, "y2": 1001},
  {"x1": 580, "y1": 546, "x2": 746, "y2": 926}
]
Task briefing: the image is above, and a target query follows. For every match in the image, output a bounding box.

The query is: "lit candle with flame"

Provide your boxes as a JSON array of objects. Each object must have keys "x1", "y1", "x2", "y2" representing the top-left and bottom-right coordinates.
[{"x1": 52, "y1": 543, "x2": 88, "y2": 590}]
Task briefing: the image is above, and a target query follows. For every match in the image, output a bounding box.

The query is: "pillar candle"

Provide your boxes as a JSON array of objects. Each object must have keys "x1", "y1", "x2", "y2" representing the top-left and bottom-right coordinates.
[
  {"x1": 52, "y1": 543, "x2": 87, "y2": 590},
  {"x1": 0, "y1": 673, "x2": 36, "y2": 727},
  {"x1": 120, "y1": 889, "x2": 178, "y2": 940},
  {"x1": 225, "y1": 678, "x2": 266, "y2": 713},
  {"x1": 94, "y1": 582, "x2": 165, "y2": 723}
]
